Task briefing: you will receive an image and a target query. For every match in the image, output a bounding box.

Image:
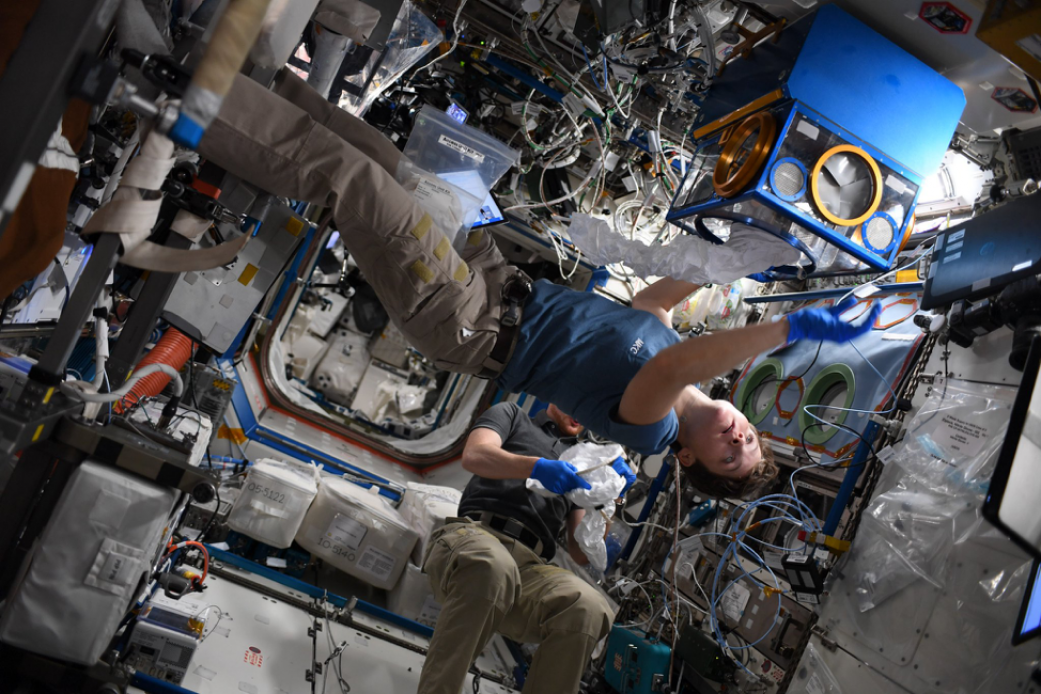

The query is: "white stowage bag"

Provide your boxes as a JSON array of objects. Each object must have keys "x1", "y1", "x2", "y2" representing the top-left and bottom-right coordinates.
[
  {"x1": 526, "y1": 442, "x2": 627, "y2": 572},
  {"x1": 566, "y1": 213, "x2": 801, "y2": 284},
  {"x1": 387, "y1": 561, "x2": 443, "y2": 627},
  {"x1": 0, "y1": 462, "x2": 178, "y2": 665},
  {"x1": 296, "y1": 475, "x2": 419, "y2": 590},
  {"x1": 398, "y1": 482, "x2": 462, "y2": 565},
  {"x1": 227, "y1": 459, "x2": 321, "y2": 548}
]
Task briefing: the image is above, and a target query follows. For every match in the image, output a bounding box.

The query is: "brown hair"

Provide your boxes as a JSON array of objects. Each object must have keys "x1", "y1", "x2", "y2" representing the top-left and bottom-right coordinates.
[{"x1": 681, "y1": 427, "x2": 778, "y2": 500}]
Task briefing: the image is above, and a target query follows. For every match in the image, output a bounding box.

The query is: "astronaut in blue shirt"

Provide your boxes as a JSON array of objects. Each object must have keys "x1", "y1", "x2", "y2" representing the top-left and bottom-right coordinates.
[
  {"x1": 498, "y1": 277, "x2": 877, "y2": 499},
  {"x1": 195, "y1": 71, "x2": 879, "y2": 500}
]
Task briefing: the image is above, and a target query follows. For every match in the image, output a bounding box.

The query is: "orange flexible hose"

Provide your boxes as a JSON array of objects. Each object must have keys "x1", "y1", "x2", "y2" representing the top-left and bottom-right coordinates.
[
  {"x1": 179, "y1": 540, "x2": 210, "y2": 585},
  {"x1": 115, "y1": 327, "x2": 193, "y2": 413}
]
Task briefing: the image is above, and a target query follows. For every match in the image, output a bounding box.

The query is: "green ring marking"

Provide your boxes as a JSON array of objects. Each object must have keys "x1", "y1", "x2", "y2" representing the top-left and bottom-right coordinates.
[
  {"x1": 737, "y1": 358, "x2": 784, "y2": 426},
  {"x1": 799, "y1": 363, "x2": 856, "y2": 446}
]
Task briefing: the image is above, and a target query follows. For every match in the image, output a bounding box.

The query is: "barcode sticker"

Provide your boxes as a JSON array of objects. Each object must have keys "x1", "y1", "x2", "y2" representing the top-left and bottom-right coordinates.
[
  {"x1": 885, "y1": 174, "x2": 907, "y2": 196},
  {"x1": 796, "y1": 120, "x2": 820, "y2": 140},
  {"x1": 854, "y1": 284, "x2": 881, "y2": 298},
  {"x1": 419, "y1": 595, "x2": 443, "y2": 625},
  {"x1": 437, "y1": 135, "x2": 485, "y2": 163},
  {"x1": 720, "y1": 582, "x2": 751, "y2": 621}
]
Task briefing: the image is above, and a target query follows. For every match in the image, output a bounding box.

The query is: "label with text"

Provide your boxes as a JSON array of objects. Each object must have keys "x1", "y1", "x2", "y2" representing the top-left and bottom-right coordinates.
[
  {"x1": 437, "y1": 135, "x2": 485, "y2": 163},
  {"x1": 357, "y1": 545, "x2": 398, "y2": 581}
]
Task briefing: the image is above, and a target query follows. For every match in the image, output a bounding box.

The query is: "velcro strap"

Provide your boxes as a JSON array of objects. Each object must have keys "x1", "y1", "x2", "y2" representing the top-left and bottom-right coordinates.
[
  {"x1": 121, "y1": 233, "x2": 251, "y2": 272},
  {"x1": 410, "y1": 214, "x2": 433, "y2": 241},
  {"x1": 170, "y1": 209, "x2": 213, "y2": 240},
  {"x1": 82, "y1": 198, "x2": 164, "y2": 235},
  {"x1": 121, "y1": 132, "x2": 176, "y2": 190}
]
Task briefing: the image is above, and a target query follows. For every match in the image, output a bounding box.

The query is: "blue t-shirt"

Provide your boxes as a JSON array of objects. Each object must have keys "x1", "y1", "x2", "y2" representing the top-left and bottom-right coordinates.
[{"x1": 498, "y1": 280, "x2": 683, "y2": 455}]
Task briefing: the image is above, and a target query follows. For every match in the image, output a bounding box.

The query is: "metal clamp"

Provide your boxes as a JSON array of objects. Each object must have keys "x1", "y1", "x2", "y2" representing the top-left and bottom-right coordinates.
[{"x1": 500, "y1": 277, "x2": 531, "y2": 328}]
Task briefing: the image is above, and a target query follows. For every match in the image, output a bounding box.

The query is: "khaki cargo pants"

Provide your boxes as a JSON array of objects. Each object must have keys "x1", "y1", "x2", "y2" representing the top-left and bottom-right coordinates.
[
  {"x1": 198, "y1": 69, "x2": 521, "y2": 375},
  {"x1": 419, "y1": 519, "x2": 612, "y2": 694}
]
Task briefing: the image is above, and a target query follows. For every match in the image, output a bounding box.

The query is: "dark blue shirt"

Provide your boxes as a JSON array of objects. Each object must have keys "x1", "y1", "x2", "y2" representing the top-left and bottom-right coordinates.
[{"x1": 498, "y1": 280, "x2": 682, "y2": 455}]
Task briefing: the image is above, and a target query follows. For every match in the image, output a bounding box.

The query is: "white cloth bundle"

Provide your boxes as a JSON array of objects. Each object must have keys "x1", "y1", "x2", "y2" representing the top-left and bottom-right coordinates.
[
  {"x1": 566, "y1": 213, "x2": 802, "y2": 284},
  {"x1": 526, "y1": 442, "x2": 627, "y2": 572}
]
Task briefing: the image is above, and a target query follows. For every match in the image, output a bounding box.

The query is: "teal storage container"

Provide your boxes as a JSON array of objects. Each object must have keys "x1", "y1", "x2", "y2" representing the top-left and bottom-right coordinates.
[{"x1": 604, "y1": 625, "x2": 672, "y2": 694}]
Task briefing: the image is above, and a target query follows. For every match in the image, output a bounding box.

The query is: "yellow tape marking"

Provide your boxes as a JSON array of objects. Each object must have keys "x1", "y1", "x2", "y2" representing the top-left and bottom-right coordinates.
[{"x1": 237, "y1": 263, "x2": 259, "y2": 286}]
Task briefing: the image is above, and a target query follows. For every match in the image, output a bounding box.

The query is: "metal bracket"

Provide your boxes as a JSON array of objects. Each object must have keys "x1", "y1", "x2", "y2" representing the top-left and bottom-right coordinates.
[{"x1": 53, "y1": 416, "x2": 217, "y2": 500}]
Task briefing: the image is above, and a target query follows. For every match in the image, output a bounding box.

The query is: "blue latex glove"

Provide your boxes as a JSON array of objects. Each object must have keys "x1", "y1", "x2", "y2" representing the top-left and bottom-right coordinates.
[
  {"x1": 787, "y1": 299, "x2": 881, "y2": 343},
  {"x1": 530, "y1": 458, "x2": 592, "y2": 495},
  {"x1": 611, "y1": 456, "x2": 637, "y2": 494}
]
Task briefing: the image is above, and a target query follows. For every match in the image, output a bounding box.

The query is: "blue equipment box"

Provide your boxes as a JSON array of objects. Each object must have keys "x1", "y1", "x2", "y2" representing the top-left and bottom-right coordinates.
[
  {"x1": 669, "y1": 99, "x2": 921, "y2": 274},
  {"x1": 669, "y1": 5, "x2": 965, "y2": 277},
  {"x1": 604, "y1": 626, "x2": 672, "y2": 694},
  {"x1": 693, "y1": 4, "x2": 964, "y2": 178}
]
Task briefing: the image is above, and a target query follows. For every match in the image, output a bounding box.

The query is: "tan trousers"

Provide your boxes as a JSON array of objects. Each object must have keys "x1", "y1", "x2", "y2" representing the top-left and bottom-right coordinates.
[
  {"x1": 199, "y1": 70, "x2": 520, "y2": 374},
  {"x1": 420, "y1": 519, "x2": 612, "y2": 694}
]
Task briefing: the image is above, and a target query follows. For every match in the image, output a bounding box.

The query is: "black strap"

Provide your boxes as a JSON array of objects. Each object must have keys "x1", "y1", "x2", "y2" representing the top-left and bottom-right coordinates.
[
  {"x1": 477, "y1": 277, "x2": 530, "y2": 379},
  {"x1": 467, "y1": 513, "x2": 543, "y2": 556},
  {"x1": 487, "y1": 321, "x2": 519, "y2": 370}
]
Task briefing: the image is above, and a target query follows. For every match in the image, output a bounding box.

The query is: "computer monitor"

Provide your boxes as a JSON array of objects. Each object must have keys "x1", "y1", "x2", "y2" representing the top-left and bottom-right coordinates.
[
  {"x1": 984, "y1": 335, "x2": 1041, "y2": 560},
  {"x1": 922, "y1": 194, "x2": 1041, "y2": 311},
  {"x1": 472, "y1": 190, "x2": 505, "y2": 229},
  {"x1": 446, "y1": 102, "x2": 468, "y2": 125},
  {"x1": 436, "y1": 170, "x2": 507, "y2": 229},
  {"x1": 1014, "y1": 560, "x2": 1041, "y2": 645}
]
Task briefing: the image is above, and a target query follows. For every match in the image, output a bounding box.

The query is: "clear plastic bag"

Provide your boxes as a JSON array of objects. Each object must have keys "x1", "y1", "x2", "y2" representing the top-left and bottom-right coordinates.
[
  {"x1": 526, "y1": 442, "x2": 627, "y2": 572},
  {"x1": 852, "y1": 476, "x2": 965, "y2": 611},
  {"x1": 396, "y1": 164, "x2": 482, "y2": 249},
  {"x1": 888, "y1": 379, "x2": 1017, "y2": 497},
  {"x1": 849, "y1": 380, "x2": 1017, "y2": 612},
  {"x1": 397, "y1": 105, "x2": 520, "y2": 248},
  {"x1": 400, "y1": 105, "x2": 520, "y2": 192},
  {"x1": 337, "y1": 1, "x2": 442, "y2": 116},
  {"x1": 786, "y1": 642, "x2": 844, "y2": 694}
]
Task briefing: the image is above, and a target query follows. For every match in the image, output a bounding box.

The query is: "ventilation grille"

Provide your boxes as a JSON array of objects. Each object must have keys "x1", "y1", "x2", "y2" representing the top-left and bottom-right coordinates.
[
  {"x1": 772, "y1": 161, "x2": 805, "y2": 198},
  {"x1": 864, "y1": 215, "x2": 894, "y2": 251},
  {"x1": 1007, "y1": 127, "x2": 1041, "y2": 180}
]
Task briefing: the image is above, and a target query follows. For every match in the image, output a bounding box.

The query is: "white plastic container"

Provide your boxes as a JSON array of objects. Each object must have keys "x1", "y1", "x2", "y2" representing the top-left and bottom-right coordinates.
[
  {"x1": 387, "y1": 561, "x2": 442, "y2": 627},
  {"x1": 227, "y1": 459, "x2": 320, "y2": 548},
  {"x1": 398, "y1": 482, "x2": 461, "y2": 565},
  {"x1": 0, "y1": 461, "x2": 178, "y2": 665},
  {"x1": 295, "y1": 475, "x2": 418, "y2": 590}
]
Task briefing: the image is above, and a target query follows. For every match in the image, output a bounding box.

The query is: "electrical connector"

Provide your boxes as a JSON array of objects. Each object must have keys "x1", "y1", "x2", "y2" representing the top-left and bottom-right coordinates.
[
  {"x1": 797, "y1": 530, "x2": 851, "y2": 555},
  {"x1": 562, "y1": 93, "x2": 586, "y2": 120},
  {"x1": 647, "y1": 129, "x2": 662, "y2": 154},
  {"x1": 581, "y1": 94, "x2": 605, "y2": 117}
]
